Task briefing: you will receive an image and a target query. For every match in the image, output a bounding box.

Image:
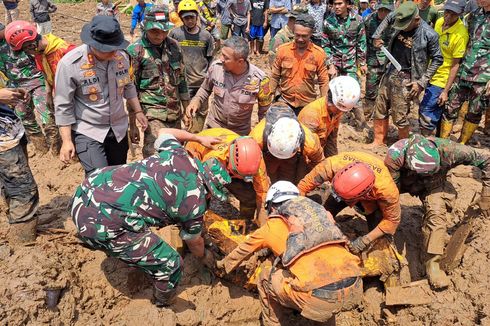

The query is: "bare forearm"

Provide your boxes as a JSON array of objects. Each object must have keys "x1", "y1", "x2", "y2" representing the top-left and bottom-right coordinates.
[
  {"x1": 443, "y1": 62, "x2": 460, "y2": 93},
  {"x1": 185, "y1": 236, "x2": 205, "y2": 258},
  {"x1": 126, "y1": 97, "x2": 143, "y2": 113},
  {"x1": 59, "y1": 125, "x2": 73, "y2": 143}
]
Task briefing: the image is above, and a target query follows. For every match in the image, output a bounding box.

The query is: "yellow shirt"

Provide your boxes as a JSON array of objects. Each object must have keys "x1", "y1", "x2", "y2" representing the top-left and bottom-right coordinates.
[{"x1": 430, "y1": 18, "x2": 469, "y2": 88}]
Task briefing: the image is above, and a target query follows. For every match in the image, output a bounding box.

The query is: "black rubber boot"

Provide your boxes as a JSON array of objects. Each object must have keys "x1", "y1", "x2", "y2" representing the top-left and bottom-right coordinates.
[{"x1": 152, "y1": 286, "x2": 177, "y2": 307}]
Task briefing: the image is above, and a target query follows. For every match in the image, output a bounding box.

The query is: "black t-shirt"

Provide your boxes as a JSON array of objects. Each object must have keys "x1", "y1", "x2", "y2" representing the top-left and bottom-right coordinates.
[
  {"x1": 391, "y1": 29, "x2": 416, "y2": 71},
  {"x1": 250, "y1": 0, "x2": 269, "y2": 26}
]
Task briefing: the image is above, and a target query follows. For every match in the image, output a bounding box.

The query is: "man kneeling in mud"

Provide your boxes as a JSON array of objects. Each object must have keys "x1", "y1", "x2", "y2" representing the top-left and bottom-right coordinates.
[
  {"x1": 70, "y1": 128, "x2": 231, "y2": 306},
  {"x1": 216, "y1": 181, "x2": 362, "y2": 325}
]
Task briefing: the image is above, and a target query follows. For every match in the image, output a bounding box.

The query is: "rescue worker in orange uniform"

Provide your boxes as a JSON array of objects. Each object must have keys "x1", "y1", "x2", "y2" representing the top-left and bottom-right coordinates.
[
  {"x1": 298, "y1": 75, "x2": 361, "y2": 157},
  {"x1": 185, "y1": 127, "x2": 269, "y2": 224},
  {"x1": 249, "y1": 103, "x2": 324, "y2": 184},
  {"x1": 298, "y1": 152, "x2": 401, "y2": 254},
  {"x1": 216, "y1": 181, "x2": 363, "y2": 325}
]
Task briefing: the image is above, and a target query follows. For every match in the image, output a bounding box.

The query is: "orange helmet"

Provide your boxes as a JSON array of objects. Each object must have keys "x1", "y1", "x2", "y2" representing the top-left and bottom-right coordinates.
[
  {"x1": 228, "y1": 137, "x2": 262, "y2": 182},
  {"x1": 5, "y1": 21, "x2": 38, "y2": 51},
  {"x1": 332, "y1": 162, "x2": 375, "y2": 203}
]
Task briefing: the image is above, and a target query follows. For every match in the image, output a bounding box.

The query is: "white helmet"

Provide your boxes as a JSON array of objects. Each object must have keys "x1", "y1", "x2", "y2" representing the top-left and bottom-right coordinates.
[
  {"x1": 265, "y1": 181, "x2": 300, "y2": 212},
  {"x1": 267, "y1": 117, "x2": 302, "y2": 159},
  {"x1": 329, "y1": 76, "x2": 361, "y2": 112}
]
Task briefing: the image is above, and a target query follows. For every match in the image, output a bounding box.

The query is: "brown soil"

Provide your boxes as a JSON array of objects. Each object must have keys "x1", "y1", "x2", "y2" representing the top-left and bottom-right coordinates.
[{"x1": 1, "y1": 2, "x2": 490, "y2": 325}]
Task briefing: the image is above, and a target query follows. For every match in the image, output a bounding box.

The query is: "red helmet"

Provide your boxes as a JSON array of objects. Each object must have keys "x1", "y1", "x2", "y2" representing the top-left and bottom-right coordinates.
[
  {"x1": 228, "y1": 136, "x2": 262, "y2": 182},
  {"x1": 332, "y1": 162, "x2": 375, "y2": 202},
  {"x1": 5, "y1": 21, "x2": 38, "y2": 51}
]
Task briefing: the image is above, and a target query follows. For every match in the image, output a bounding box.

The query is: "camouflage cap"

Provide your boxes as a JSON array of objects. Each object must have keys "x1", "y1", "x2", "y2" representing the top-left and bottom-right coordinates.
[
  {"x1": 406, "y1": 134, "x2": 441, "y2": 175},
  {"x1": 393, "y1": 1, "x2": 419, "y2": 30},
  {"x1": 144, "y1": 5, "x2": 174, "y2": 31},
  {"x1": 196, "y1": 157, "x2": 232, "y2": 202},
  {"x1": 286, "y1": 4, "x2": 308, "y2": 18},
  {"x1": 377, "y1": 0, "x2": 394, "y2": 11}
]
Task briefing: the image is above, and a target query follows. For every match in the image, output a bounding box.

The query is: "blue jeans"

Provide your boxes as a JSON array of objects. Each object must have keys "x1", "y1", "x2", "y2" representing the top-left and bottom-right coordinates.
[
  {"x1": 270, "y1": 26, "x2": 281, "y2": 38},
  {"x1": 419, "y1": 84, "x2": 444, "y2": 131}
]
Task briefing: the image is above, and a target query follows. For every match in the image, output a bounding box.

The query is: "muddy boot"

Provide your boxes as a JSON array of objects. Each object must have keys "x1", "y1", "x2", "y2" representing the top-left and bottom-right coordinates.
[
  {"x1": 8, "y1": 218, "x2": 38, "y2": 245},
  {"x1": 152, "y1": 286, "x2": 177, "y2": 307},
  {"x1": 438, "y1": 119, "x2": 454, "y2": 138},
  {"x1": 425, "y1": 254, "x2": 450, "y2": 289},
  {"x1": 397, "y1": 126, "x2": 410, "y2": 140},
  {"x1": 28, "y1": 133, "x2": 49, "y2": 156},
  {"x1": 484, "y1": 110, "x2": 490, "y2": 135},
  {"x1": 353, "y1": 106, "x2": 367, "y2": 131},
  {"x1": 367, "y1": 119, "x2": 388, "y2": 147},
  {"x1": 458, "y1": 120, "x2": 479, "y2": 144}
]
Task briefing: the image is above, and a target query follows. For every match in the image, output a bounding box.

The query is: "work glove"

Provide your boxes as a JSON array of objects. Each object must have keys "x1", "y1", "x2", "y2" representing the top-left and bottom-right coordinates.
[
  {"x1": 479, "y1": 188, "x2": 490, "y2": 217},
  {"x1": 348, "y1": 235, "x2": 371, "y2": 255}
]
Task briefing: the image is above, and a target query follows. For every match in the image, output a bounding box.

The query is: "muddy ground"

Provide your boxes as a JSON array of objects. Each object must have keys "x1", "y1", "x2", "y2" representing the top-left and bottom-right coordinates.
[{"x1": 1, "y1": 2, "x2": 490, "y2": 325}]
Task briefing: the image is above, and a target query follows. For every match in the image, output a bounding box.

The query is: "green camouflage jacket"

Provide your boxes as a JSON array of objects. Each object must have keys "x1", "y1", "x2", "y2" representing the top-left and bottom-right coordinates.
[
  {"x1": 365, "y1": 11, "x2": 394, "y2": 68},
  {"x1": 323, "y1": 10, "x2": 367, "y2": 72},
  {"x1": 458, "y1": 7, "x2": 489, "y2": 84},
  {"x1": 127, "y1": 36, "x2": 190, "y2": 122},
  {"x1": 72, "y1": 136, "x2": 210, "y2": 239},
  {"x1": 0, "y1": 39, "x2": 45, "y2": 90},
  {"x1": 385, "y1": 137, "x2": 490, "y2": 196}
]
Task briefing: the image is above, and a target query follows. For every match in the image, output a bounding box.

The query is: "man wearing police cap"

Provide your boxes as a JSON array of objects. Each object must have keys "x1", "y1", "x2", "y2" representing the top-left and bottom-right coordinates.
[
  {"x1": 128, "y1": 5, "x2": 190, "y2": 158},
  {"x1": 54, "y1": 15, "x2": 147, "y2": 175}
]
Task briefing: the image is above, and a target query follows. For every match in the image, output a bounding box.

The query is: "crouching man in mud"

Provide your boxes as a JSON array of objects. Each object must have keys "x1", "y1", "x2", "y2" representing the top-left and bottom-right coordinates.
[
  {"x1": 297, "y1": 152, "x2": 401, "y2": 255},
  {"x1": 385, "y1": 134, "x2": 490, "y2": 289},
  {"x1": 70, "y1": 129, "x2": 231, "y2": 307},
  {"x1": 216, "y1": 181, "x2": 362, "y2": 325}
]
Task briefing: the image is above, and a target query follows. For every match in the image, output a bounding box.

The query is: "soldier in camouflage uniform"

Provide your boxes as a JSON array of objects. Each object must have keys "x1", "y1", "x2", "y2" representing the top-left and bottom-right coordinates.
[
  {"x1": 440, "y1": 3, "x2": 490, "y2": 144},
  {"x1": 323, "y1": 0, "x2": 367, "y2": 128},
  {"x1": 128, "y1": 5, "x2": 190, "y2": 158},
  {"x1": 363, "y1": 0, "x2": 394, "y2": 116},
  {"x1": 0, "y1": 22, "x2": 58, "y2": 156},
  {"x1": 0, "y1": 85, "x2": 39, "y2": 245},
  {"x1": 71, "y1": 132, "x2": 231, "y2": 307},
  {"x1": 385, "y1": 134, "x2": 490, "y2": 289}
]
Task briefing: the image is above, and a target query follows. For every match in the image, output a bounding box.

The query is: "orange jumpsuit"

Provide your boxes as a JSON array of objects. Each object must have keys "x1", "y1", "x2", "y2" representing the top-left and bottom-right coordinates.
[
  {"x1": 298, "y1": 152, "x2": 401, "y2": 235},
  {"x1": 249, "y1": 118, "x2": 324, "y2": 184},
  {"x1": 298, "y1": 97, "x2": 343, "y2": 158},
  {"x1": 222, "y1": 217, "x2": 362, "y2": 325},
  {"x1": 185, "y1": 128, "x2": 270, "y2": 220}
]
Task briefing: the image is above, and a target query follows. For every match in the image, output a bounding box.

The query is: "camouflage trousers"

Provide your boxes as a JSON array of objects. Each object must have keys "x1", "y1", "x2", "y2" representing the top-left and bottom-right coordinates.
[
  {"x1": 187, "y1": 87, "x2": 209, "y2": 134},
  {"x1": 143, "y1": 118, "x2": 181, "y2": 158},
  {"x1": 14, "y1": 85, "x2": 60, "y2": 153},
  {"x1": 374, "y1": 70, "x2": 413, "y2": 127},
  {"x1": 442, "y1": 79, "x2": 489, "y2": 124},
  {"x1": 258, "y1": 267, "x2": 362, "y2": 325},
  {"x1": 0, "y1": 139, "x2": 39, "y2": 224},
  {"x1": 419, "y1": 181, "x2": 456, "y2": 256},
  {"x1": 365, "y1": 66, "x2": 385, "y2": 101},
  {"x1": 71, "y1": 197, "x2": 183, "y2": 290}
]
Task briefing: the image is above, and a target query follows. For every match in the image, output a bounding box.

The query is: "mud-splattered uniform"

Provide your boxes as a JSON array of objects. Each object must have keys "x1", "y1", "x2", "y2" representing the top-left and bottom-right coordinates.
[
  {"x1": 0, "y1": 38, "x2": 58, "y2": 153},
  {"x1": 221, "y1": 197, "x2": 362, "y2": 325},
  {"x1": 298, "y1": 97, "x2": 342, "y2": 158},
  {"x1": 385, "y1": 137, "x2": 490, "y2": 255},
  {"x1": 298, "y1": 152, "x2": 401, "y2": 235},
  {"x1": 71, "y1": 135, "x2": 230, "y2": 290},
  {"x1": 0, "y1": 99, "x2": 39, "y2": 225},
  {"x1": 127, "y1": 36, "x2": 190, "y2": 157}
]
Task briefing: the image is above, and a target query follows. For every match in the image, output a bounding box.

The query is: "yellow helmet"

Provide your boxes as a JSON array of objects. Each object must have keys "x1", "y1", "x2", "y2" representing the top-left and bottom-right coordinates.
[{"x1": 177, "y1": 0, "x2": 199, "y2": 14}]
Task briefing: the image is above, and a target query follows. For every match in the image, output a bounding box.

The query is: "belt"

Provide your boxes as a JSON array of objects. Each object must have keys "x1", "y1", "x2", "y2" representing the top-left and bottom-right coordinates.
[{"x1": 311, "y1": 277, "x2": 358, "y2": 299}]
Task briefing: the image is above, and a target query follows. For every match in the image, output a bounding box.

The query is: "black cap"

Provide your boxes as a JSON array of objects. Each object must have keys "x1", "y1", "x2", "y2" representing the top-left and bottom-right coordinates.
[{"x1": 80, "y1": 16, "x2": 129, "y2": 52}]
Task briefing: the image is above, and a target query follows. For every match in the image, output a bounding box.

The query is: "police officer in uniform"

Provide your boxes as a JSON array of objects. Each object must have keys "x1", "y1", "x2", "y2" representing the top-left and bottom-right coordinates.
[{"x1": 54, "y1": 16, "x2": 148, "y2": 175}]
